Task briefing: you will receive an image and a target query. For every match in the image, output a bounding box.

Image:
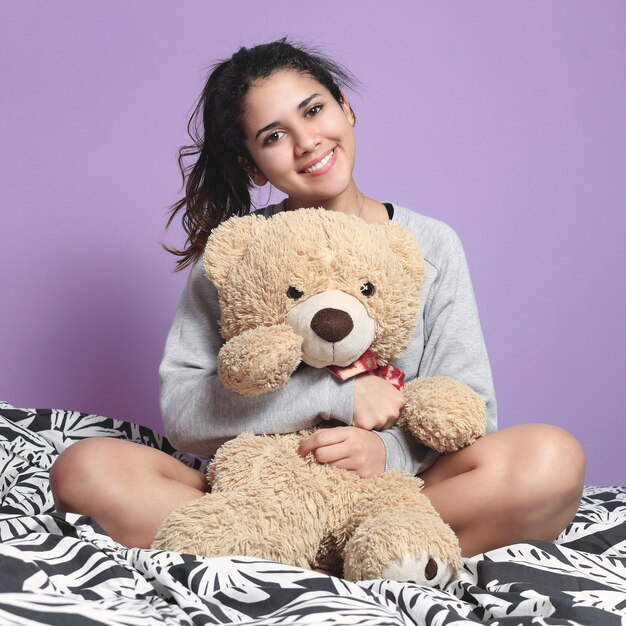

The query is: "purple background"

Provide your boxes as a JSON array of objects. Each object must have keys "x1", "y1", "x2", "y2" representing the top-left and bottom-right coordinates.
[{"x1": 1, "y1": 1, "x2": 624, "y2": 486}]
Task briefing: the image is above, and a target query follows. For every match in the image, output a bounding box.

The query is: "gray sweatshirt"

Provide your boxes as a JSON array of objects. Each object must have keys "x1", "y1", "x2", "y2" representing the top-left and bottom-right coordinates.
[{"x1": 159, "y1": 203, "x2": 497, "y2": 475}]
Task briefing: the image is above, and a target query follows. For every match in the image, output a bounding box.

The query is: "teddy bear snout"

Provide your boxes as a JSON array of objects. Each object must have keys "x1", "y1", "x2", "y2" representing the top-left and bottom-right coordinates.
[
  {"x1": 286, "y1": 289, "x2": 376, "y2": 368},
  {"x1": 310, "y1": 308, "x2": 354, "y2": 343}
]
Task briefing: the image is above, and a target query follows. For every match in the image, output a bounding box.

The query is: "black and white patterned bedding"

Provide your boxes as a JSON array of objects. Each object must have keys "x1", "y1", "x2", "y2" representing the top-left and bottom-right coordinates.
[{"x1": 0, "y1": 401, "x2": 624, "y2": 625}]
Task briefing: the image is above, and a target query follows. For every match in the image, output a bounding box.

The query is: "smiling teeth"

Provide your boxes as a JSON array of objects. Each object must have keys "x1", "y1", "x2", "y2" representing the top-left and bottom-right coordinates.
[{"x1": 305, "y1": 150, "x2": 334, "y2": 173}]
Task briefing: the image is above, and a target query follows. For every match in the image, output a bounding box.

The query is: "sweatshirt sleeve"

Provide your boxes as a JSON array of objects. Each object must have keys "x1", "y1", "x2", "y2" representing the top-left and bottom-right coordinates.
[
  {"x1": 418, "y1": 228, "x2": 497, "y2": 432},
  {"x1": 159, "y1": 262, "x2": 354, "y2": 457},
  {"x1": 373, "y1": 217, "x2": 497, "y2": 475}
]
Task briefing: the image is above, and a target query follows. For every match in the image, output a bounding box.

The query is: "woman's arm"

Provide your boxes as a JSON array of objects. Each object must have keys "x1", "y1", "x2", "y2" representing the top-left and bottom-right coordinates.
[
  {"x1": 416, "y1": 224, "x2": 497, "y2": 430},
  {"x1": 161, "y1": 213, "x2": 496, "y2": 472},
  {"x1": 159, "y1": 262, "x2": 354, "y2": 456},
  {"x1": 373, "y1": 212, "x2": 498, "y2": 475}
]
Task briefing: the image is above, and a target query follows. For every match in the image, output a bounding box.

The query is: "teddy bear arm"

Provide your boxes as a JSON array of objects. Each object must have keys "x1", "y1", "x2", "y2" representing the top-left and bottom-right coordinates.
[
  {"x1": 218, "y1": 325, "x2": 303, "y2": 396},
  {"x1": 399, "y1": 376, "x2": 487, "y2": 452}
]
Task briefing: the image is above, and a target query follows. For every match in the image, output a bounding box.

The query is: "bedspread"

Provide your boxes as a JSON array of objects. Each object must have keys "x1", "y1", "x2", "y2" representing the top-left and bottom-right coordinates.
[{"x1": 1, "y1": 401, "x2": 624, "y2": 625}]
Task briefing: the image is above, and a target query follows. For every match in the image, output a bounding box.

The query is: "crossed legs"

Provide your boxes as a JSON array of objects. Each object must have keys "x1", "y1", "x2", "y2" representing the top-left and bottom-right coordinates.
[
  {"x1": 421, "y1": 423, "x2": 585, "y2": 556},
  {"x1": 49, "y1": 438, "x2": 208, "y2": 548},
  {"x1": 50, "y1": 423, "x2": 585, "y2": 556}
]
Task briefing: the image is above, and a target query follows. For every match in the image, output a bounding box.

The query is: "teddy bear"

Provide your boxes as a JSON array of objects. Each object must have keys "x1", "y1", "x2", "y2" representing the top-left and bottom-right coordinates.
[{"x1": 152, "y1": 209, "x2": 486, "y2": 586}]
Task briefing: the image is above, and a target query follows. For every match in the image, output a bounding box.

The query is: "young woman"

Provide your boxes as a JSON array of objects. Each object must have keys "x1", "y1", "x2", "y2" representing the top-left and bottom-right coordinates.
[{"x1": 50, "y1": 39, "x2": 585, "y2": 559}]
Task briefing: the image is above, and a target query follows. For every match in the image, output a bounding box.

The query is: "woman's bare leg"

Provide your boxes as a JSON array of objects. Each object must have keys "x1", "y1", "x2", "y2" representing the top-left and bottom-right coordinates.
[
  {"x1": 50, "y1": 438, "x2": 208, "y2": 548},
  {"x1": 50, "y1": 424, "x2": 585, "y2": 558},
  {"x1": 421, "y1": 424, "x2": 586, "y2": 557}
]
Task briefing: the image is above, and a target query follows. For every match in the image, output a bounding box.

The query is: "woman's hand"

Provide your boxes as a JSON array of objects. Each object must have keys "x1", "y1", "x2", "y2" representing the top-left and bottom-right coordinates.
[
  {"x1": 352, "y1": 373, "x2": 406, "y2": 431},
  {"x1": 297, "y1": 426, "x2": 386, "y2": 478}
]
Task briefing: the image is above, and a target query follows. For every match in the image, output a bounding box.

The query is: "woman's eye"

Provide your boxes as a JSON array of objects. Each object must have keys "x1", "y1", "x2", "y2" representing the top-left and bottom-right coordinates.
[
  {"x1": 287, "y1": 286, "x2": 304, "y2": 300},
  {"x1": 264, "y1": 130, "x2": 285, "y2": 145},
  {"x1": 360, "y1": 282, "x2": 375, "y2": 297},
  {"x1": 305, "y1": 104, "x2": 323, "y2": 118}
]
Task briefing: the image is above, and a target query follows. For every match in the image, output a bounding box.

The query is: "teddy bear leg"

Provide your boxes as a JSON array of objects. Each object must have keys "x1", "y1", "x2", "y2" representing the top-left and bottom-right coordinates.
[
  {"x1": 340, "y1": 474, "x2": 462, "y2": 585},
  {"x1": 152, "y1": 437, "x2": 330, "y2": 573},
  {"x1": 152, "y1": 485, "x2": 328, "y2": 570},
  {"x1": 342, "y1": 507, "x2": 462, "y2": 586}
]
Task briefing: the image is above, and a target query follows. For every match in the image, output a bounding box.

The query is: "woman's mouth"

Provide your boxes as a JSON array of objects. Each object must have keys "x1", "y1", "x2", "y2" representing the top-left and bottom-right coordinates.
[{"x1": 301, "y1": 149, "x2": 336, "y2": 176}]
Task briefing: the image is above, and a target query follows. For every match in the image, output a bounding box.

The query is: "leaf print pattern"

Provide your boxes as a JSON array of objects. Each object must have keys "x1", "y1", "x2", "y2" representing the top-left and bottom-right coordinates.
[{"x1": 0, "y1": 401, "x2": 624, "y2": 625}]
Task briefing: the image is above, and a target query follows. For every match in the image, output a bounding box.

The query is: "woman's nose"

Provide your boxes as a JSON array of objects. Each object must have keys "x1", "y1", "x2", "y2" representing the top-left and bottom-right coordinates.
[{"x1": 293, "y1": 125, "x2": 320, "y2": 156}]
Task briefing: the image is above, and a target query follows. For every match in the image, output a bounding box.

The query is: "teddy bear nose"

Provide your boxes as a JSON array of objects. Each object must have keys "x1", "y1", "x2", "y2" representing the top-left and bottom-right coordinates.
[{"x1": 310, "y1": 308, "x2": 354, "y2": 343}]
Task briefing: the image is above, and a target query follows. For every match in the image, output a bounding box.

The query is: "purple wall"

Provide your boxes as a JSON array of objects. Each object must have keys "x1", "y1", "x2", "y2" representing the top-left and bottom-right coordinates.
[{"x1": 1, "y1": 1, "x2": 624, "y2": 486}]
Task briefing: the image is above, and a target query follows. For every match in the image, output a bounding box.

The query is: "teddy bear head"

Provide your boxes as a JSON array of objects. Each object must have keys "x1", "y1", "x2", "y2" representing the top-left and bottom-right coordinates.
[{"x1": 203, "y1": 209, "x2": 425, "y2": 393}]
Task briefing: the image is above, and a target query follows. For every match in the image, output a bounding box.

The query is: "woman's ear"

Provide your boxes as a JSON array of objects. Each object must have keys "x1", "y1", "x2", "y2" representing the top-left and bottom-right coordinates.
[
  {"x1": 340, "y1": 93, "x2": 356, "y2": 127},
  {"x1": 348, "y1": 106, "x2": 356, "y2": 126},
  {"x1": 238, "y1": 156, "x2": 268, "y2": 186}
]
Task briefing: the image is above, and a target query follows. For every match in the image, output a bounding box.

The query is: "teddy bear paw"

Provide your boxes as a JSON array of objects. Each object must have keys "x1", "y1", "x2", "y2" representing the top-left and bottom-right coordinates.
[{"x1": 381, "y1": 554, "x2": 454, "y2": 588}]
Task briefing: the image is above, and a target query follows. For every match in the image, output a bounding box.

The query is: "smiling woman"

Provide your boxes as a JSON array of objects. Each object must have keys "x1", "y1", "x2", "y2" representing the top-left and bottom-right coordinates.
[
  {"x1": 158, "y1": 39, "x2": 365, "y2": 272},
  {"x1": 50, "y1": 38, "x2": 585, "y2": 563},
  {"x1": 240, "y1": 71, "x2": 358, "y2": 210}
]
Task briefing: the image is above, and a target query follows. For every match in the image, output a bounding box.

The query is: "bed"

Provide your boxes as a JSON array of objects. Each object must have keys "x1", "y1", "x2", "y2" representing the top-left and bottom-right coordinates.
[{"x1": 0, "y1": 400, "x2": 624, "y2": 625}]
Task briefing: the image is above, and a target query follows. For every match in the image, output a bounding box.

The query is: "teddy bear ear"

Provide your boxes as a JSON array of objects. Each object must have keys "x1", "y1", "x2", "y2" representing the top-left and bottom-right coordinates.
[
  {"x1": 203, "y1": 215, "x2": 266, "y2": 288},
  {"x1": 384, "y1": 223, "x2": 426, "y2": 288}
]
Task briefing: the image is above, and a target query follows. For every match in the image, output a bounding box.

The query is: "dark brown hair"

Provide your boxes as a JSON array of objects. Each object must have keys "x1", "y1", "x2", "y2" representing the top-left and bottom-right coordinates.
[{"x1": 165, "y1": 38, "x2": 358, "y2": 270}]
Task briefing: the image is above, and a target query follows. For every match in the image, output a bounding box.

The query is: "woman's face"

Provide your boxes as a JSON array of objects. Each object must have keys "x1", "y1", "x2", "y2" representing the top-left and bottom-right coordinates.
[{"x1": 242, "y1": 70, "x2": 357, "y2": 207}]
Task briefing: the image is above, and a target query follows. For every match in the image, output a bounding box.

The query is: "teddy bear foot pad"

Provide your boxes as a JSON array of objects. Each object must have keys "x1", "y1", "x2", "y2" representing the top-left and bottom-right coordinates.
[{"x1": 381, "y1": 554, "x2": 453, "y2": 587}]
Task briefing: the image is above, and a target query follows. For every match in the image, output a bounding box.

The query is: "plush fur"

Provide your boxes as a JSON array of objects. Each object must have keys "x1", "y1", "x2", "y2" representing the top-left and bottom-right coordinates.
[{"x1": 152, "y1": 209, "x2": 486, "y2": 585}]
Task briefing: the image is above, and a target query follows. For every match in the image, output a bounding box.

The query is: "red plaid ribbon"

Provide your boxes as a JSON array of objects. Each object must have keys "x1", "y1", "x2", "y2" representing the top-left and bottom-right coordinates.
[{"x1": 326, "y1": 349, "x2": 405, "y2": 389}]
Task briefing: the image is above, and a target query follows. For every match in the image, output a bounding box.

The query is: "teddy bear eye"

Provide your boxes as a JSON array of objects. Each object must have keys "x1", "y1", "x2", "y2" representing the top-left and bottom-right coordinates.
[
  {"x1": 287, "y1": 286, "x2": 304, "y2": 300},
  {"x1": 360, "y1": 282, "x2": 375, "y2": 297}
]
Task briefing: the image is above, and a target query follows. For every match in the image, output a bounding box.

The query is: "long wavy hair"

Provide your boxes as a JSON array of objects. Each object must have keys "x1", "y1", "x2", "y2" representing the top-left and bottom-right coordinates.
[{"x1": 165, "y1": 39, "x2": 358, "y2": 270}]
